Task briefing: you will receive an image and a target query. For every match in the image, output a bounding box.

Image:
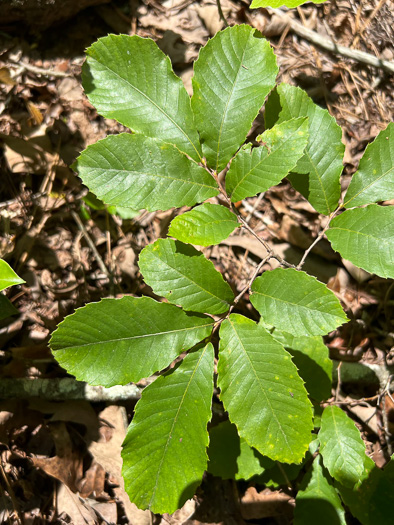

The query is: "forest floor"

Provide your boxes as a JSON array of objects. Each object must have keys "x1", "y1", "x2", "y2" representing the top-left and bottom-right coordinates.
[{"x1": 0, "y1": 0, "x2": 393, "y2": 523}]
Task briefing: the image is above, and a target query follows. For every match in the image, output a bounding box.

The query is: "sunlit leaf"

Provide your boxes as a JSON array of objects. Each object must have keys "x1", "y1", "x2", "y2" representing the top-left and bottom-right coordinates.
[
  {"x1": 139, "y1": 238, "x2": 234, "y2": 314},
  {"x1": 319, "y1": 405, "x2": 368, "y2": 487},
  {"x1": 251, "y1": 1, "x2": 326, "y2": 8},
  {"x1": 191, "y1": 24, "x2": 278, "y2": 172},
  {"x1": 344, "y1": 123, "x2": 394, "y2": 207},
  {"x1": 267, "y1": 83, "x2": 344, "y2": 214},
  {"x1": 169, "y1": 203, "x2": 239, "y2": 246},
  {"x1": 83, "y1": 34, "x2": 202, "y2": 161},
  {"x1": 0, "y1": 259, "x2": 25, "y2": 292},
  {"x1": 122, "y1": 343, "x2": 214, "y2": 513},
  {"x1": 226, "y1": 117, "x2": 309, "y2": 201},
  {"x1": 218, "y1": 314, "x2": 313, "y2": 463},
  {"x1": 74, "y1": 134, "x2": 218, "y2": 212},
  {"x1": 326, "y1": 204, "x2": 394, "y2": 279},
  {"x1": 50, "y1": 296, "x2": 213, "y2": 387},
  {"x1": 251, "y1": 268, "x2": 348, "y2": 336}
]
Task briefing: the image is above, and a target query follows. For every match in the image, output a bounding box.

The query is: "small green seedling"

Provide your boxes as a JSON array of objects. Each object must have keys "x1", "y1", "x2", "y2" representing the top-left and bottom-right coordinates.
[{"x1": 50, "y1": 25, "x2": 394, "y2": 521}]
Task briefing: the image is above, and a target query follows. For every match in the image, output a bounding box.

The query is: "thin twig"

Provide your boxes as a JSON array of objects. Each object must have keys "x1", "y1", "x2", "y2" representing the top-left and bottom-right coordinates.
[
  {"x1": 10, "y1": 60, "x2": 70, "y2": 78},
  {"x1": 216, "y1": 0, "x2": 229, "y2": 28},
  {"x1": 269, "y1": 8, "x2": 394, "y2": 74},
  {"x1": 210, "y1": 170, "x2": 296, "y2": 268},
  {"x1": 71, "y1": 210, "x2": 111, "y2": 278}
]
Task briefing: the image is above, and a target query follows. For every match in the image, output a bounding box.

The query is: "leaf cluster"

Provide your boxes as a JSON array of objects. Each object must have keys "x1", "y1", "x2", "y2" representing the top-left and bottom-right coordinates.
[{"x1": 50, "y1": 25, "x2": 393, "y2": 520}]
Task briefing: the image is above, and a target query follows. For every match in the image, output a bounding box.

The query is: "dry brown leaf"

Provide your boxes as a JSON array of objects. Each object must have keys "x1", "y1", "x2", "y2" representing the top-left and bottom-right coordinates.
[
  {"x1": 88, "y1": 405, "x2": 153, "y2": 524},
  {"x1": 162, "y1": 498, "x2": 196, "y2": 524},
  {"x1": 32, "y1": 422, "x2": 84, "y2": 492},
  {"x1": 56, "y1": 484, "x2": 96, "y2": 525},
  {"x1": 240, "y1": 487, "x2": 294, "y2": 520},
  {"x1": 0, "y1": 67, "x2": 16, "y2": 86},
  {"x1": 25, "y1": 100, "x2": 44, "y2": 125}
]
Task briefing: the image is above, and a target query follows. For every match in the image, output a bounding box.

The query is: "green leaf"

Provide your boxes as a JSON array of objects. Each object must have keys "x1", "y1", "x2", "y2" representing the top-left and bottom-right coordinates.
[
  {"x1": 208, "y1": 420, "x2": 272, "y2": 480},
  {"x1": 272, "y1": 84, "x2": 344, "y2": 215},
  {"x1": 251, "y1": 1, "x2": 326, "y2": 8},
  {"x1": 338, "y1": 457, "x2": 394, "y2": 525},
  {"x1": 138, "y1": 239, "x2": 234, "y2": 315},
  {"x1": 326, "y1": 204, "x2": 394, "y2": 279},
  {"x1": 319, "y1": 405, "x2": 367, "y2": 487},
  {"x1": 122, "y1": 343, "x2": 214, "y2": 514},
  {"x1": 0, "y1": 294, "x2": 20, "y2": 321},
  {"x1": 82, "y1": 34, "x2": 202, "y2": 161},
  {"x1": 50, "y1": 296, "x2": 213, "y2": 387},
  {"x1": 294, "y1": 455, "x2": 346, "y2": 525},
  {"x1": 191, "y1": 24, "x2": 278, "y2": 172},
  {"x1": 168, "y1": 203, "x2": 239, "y2": 246},
  {"x1": 250, "y1": 268, "x2": 348, "y2": 337},
  {"x1": 0, "y1": 260, "x2": 25, "y2": 292},
  {"x1": 74, "y1": 133, "x2": 218, "y2": 212},
  {"x1": 344, "y1": 123, "x2": 394, "y2": 207},
  {"x1": 218, "y1": 314, "x2": 313, "y2": 463},
  {"x1": 226, "y1": 118, "x2": 308, "y2": 202},
  {"x1": 271, "y1": 331, "x2": 332, "y2": 402}
]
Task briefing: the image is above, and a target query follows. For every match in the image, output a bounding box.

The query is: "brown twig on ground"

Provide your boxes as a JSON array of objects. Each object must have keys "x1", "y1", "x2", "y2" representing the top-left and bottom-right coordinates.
[
  {"x1": 71, "y1": 210, "x2": 111, "y2": 279},
  {"x1": 269, "y1": 8, "x2": 394, "y2": 74},
  {"x1": 0, "y1": 377, "x2": 145, "y2": 402},
  {"x1": 10, "y1": 61, "x2": 70, "y2": 78}
]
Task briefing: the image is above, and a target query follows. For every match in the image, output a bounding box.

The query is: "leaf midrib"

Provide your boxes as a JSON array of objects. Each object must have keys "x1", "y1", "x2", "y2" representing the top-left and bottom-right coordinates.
[
  {"x1": 215, "y1": 35, "x2": 249, "y2": 171},
  {"x1": 150, "y1": 346, "x2": 209, "y2": 507},
  {"x1": 54, "y1": 323, "x2": 214, "y2": 351},
  {"x1": 227, "y1": 319, "x2": 292, "y2": 455},
  {"x1": 84, "y1": 166, "x2": 216, "y2": 190}
]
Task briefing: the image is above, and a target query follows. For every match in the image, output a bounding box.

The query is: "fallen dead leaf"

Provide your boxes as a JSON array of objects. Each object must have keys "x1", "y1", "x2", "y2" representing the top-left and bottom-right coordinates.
[
  {"x1": 88, "y1": 405, "x2": 153, "y2": 524},
  {"x1": 162, "y1": 498, "x2": 197, "y2": 524},
  {"x1": 240, "y1": 487, "x2": 294, "y2": 520},
  {"x1": 56, "y1": 484, "x2": 96, "y2": 525}
]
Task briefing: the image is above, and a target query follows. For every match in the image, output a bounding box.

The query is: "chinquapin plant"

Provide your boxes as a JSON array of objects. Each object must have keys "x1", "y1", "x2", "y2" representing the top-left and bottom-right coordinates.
[
  {"x1": 49, "y1": 25, "x2": 394, "y2": 522},
  {"x1": 0, "y1": 259, "x2": 25, "y2": 320}
]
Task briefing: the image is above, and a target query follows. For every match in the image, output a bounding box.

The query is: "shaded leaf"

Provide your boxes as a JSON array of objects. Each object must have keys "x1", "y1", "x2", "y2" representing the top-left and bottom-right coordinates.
[
  {"x1": 326, "y1": 204, "x2": 394, "y2": 279},
  {"x1": 122, "y1": 344, "x2": 214, "y2": 514},
  {"x1": 337, "y1": 457, "x2": 394, "y2": 525},
  {"x1": 208, "y1": 420, "x2": 273, "y2": 480},
  {"x1": 0, "y1": 294, "x2": 20, "y2": 321},
  {"x1": 344, "y1": 123, "x2": 394, "y2": 207},
  {"x1": 269, "y1": 84, "x2": 344, "y2": 214},
  {"x1": 139, "y1": 239, "x2": 234, "y2": 314},
  {"x1": 82, "y1": 34, "x2": 202, "y2": 161},
  {"x1": 191, "y1": 24, "x2": 278, "y2": 172},
  {"x1": 250, "y1": 268, "x2": 348, "y2": 337},
  {"x1": 168, "y1": 203, "x2": 239, "y2": 246},
  {"x1": 218, "y1": 314, "x2": 313, "y2": 463},
  {"x1": 226, "y1": 117, "x2": 308, "y2": 202},
  {"x1": 50, "y1": 296, "x2": 213, "y2": 387},
  {"x1": 271, "y1": 330, "x2": 332, "y2": 402},
  {"x1": 319, "y1": 406, "x2": 367, "y2": 487},
  {"x1": 74, "y1": 134, "x2": 218, "y2": 212},
  {"x1": 0, "y1": 259, "x2": 25, "y2": 292},
  {"x1": 295, "y1": 455, "x2": 346, "y2": 525}
]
